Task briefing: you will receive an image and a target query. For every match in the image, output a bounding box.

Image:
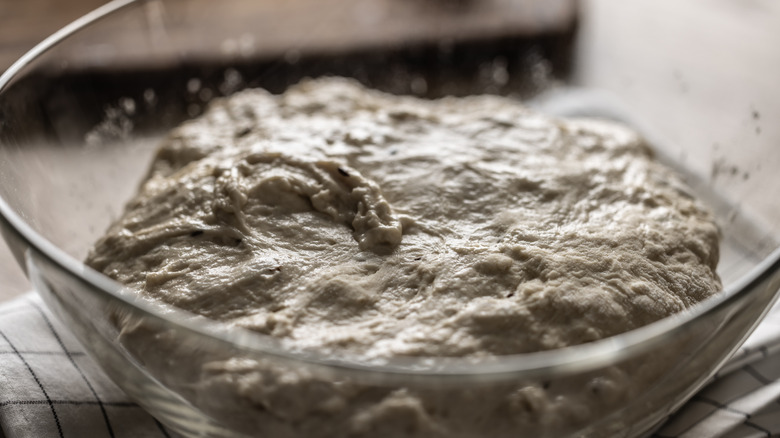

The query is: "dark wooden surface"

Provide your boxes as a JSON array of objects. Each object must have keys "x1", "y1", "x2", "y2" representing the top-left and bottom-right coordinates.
[
  {"x1": 0, "y1": 0, "x2": 576, "y2": 70},
  {"x1": 0, "y1": 0, "x2": 109, "y2": 70}
]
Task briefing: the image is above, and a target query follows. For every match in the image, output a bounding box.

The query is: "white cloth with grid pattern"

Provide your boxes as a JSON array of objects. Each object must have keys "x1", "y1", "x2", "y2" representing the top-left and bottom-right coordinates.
[{"x1": 1, "y1": 293, "x2": 779, "y2": 438}]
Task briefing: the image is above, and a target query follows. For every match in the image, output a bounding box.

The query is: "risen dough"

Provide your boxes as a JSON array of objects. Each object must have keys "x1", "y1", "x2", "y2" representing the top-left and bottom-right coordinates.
[{"x1": 87, "y1": 78, "x2": 721, "y2": 360}]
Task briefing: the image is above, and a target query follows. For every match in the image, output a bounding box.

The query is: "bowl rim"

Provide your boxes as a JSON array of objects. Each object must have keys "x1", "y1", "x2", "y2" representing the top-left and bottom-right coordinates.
[{"x1": 2, "y1": 0, "x2": 780, "y2": 381}]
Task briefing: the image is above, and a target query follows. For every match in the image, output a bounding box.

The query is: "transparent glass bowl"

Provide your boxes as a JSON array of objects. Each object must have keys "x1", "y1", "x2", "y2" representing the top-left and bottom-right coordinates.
[{"x1": 1, "y1": 1, "x2": 780, "y2": 437}]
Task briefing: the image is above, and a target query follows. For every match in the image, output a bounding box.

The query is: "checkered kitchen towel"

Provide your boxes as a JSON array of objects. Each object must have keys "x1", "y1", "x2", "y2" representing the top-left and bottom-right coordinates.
[
  {"x1": 1, "y1": 293, "x2": 779, "y2": 438},
  {"x1": 0, "y1": 294, "x2": 179, "y2": 438}
]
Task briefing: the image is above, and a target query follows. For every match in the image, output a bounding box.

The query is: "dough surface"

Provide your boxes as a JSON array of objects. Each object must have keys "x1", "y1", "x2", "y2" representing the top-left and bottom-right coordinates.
[{"x1": 87, "y1": 78, "x2": 721, "y2": 359}]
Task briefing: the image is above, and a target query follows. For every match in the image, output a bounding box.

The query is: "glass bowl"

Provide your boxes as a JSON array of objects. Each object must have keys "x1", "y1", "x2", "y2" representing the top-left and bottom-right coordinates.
[{"x1": 1, "y1": 1, "x2": 780, "y2": 437}]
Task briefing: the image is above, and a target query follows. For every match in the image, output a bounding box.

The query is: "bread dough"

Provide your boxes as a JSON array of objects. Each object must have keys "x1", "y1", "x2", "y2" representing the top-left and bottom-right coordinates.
[
  {"x1": 85, "y1": 78, "x2": 722, "y2": 437},
  {"x1": 87, "y1": 78, "x2": 720, "y2": 360}
]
